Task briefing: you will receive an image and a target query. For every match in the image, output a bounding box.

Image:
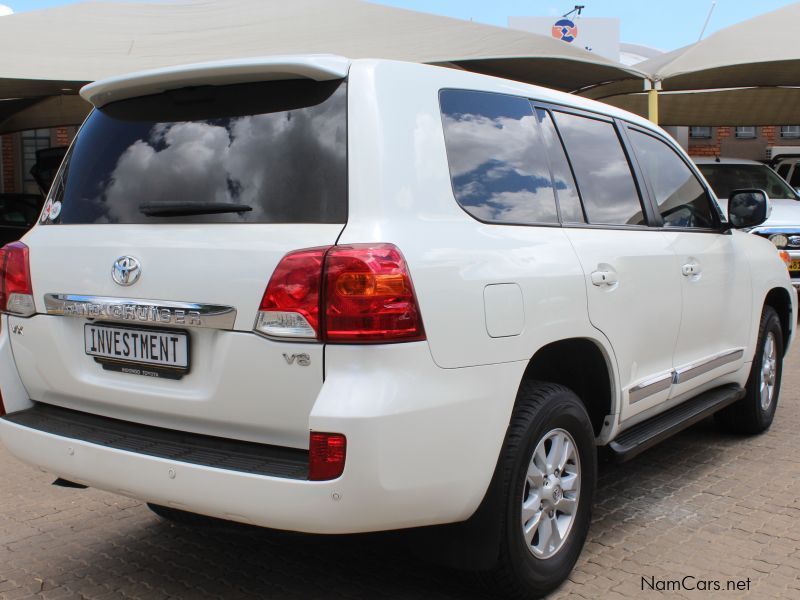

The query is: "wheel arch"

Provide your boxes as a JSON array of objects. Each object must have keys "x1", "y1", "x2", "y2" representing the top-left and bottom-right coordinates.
[
  {"x1": 764, "y1": 287, "x2": 793, "y2": 356},
  {"x1": 519, "y1": 337, "x2": 616, "y2": 438},
  {"x1": 409, "y1": 336, "x2": 616, "y2": 571}
]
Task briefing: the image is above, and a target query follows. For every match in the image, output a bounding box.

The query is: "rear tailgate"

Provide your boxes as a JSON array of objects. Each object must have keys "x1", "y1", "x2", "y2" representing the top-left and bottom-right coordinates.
[{"x1": 9, "y1": 76, "x2": 347, "y2": 449}]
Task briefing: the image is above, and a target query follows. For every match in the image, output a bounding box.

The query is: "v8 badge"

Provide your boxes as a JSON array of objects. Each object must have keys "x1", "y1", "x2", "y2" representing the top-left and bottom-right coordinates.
[{"x1": 283, "y1": 353, "x2": 310, "y2": 366}]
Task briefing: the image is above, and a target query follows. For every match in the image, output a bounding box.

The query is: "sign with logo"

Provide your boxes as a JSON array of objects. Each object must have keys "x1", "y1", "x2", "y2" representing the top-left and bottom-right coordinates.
[
  {"x1": 551, "y1": 18, "x2": 578, "y2": 43},
  {"x1": 508, "y1": 16, "x2": 620, "y2": 61}
]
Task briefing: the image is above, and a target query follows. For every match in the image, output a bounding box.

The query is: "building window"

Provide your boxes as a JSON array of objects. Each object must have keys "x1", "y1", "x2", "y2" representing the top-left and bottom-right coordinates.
[
  {"x1": 20, "y1": 128, "x2": 51, "y2": 195},
  {"x1": 735, "y1": 126, "x2": 756, "y2": 138},
  {"x1": 780, "y1": 126, "x2": 800, "y2": 138},
  {"x1": 689, "y1": 126, "x2": 712, "y2": 139}
]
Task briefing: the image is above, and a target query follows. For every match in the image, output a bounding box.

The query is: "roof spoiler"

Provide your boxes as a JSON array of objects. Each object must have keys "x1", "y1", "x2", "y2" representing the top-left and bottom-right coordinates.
[{"x1": 81, "y1": 54, "x2": 350, "y2": 108}]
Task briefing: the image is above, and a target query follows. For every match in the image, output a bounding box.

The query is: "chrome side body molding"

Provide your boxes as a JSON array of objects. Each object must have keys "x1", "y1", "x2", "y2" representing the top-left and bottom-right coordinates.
[
  {"x1": 629, "y1": 348, "x2": 745, "y2": 404},
  {"x1": 43, "y1": 294, "x2": 237, "y2": 330},
  {"x1": 673, "y1": 348, "x2": 745, "y2": 384},
  {"x1": 628, "y1": 373, "x2": 672, "y2": 404}
]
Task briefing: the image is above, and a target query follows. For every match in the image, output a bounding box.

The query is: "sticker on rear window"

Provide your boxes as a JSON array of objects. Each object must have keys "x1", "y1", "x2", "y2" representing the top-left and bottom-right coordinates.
[{"x1": 41, "y1": 199, "x2": 53, "y2": 223}]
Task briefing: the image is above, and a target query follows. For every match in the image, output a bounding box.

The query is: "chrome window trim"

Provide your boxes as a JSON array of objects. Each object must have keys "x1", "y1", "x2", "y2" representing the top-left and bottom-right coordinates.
[
  {"x1": 43, "y1": 294, "x2": 237, "y2": 330},
  {"x1": 629, "y1": 373, "x2": 672, "y2": 404},
  {"x1": 673, "y1": 348, "x2": 744, "y2": 385}
]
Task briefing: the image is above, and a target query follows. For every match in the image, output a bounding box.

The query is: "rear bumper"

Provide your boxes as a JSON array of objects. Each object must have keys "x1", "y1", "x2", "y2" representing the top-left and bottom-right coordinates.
[
  {"x1": 0, "y1": 416, "x2": 348, "y2": 532},
  {"x1": 0, "y1": 342, "x2": 527, "y2": 534}
]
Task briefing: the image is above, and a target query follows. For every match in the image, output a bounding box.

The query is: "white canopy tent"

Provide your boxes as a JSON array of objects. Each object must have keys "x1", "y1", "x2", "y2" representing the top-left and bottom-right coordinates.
[
  {"x1": 0, "y1": 0, "x2": 644, "y2": 133},
  {"x1": 584, "y1": 2, "x2": 800, "y2": 125}
]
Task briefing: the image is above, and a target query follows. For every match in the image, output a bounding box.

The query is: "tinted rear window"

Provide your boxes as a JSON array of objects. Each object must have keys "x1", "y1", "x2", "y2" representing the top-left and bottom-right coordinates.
[{"x1": 47, "y1": 79, "x2": 347, "y2": 224}]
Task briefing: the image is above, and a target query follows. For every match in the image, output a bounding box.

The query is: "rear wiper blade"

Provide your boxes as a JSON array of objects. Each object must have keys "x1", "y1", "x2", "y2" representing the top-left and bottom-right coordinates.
[{"x1": 139, "y1": 201, "x2": 253, "y2": 217}]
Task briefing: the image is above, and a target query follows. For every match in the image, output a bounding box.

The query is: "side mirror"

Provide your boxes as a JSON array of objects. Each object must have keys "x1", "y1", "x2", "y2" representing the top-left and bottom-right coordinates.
[{"x1": 727, "y1": 189, "x2": 769, "y2": 229}]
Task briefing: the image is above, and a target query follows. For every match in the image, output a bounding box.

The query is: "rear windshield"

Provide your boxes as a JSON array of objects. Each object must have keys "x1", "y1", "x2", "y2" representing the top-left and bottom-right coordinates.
[
  {"x1": 46, "y1": 79, "x2": 347, "y2": 224},
  {"x1": 697, "y1": 163, "x2": 799, "y2": 201}
]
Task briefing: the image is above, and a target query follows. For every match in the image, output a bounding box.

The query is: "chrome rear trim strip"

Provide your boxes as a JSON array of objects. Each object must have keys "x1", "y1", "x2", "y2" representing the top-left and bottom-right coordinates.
[
  {"x1": 43, "y1": 294, "x2": 237, "y2": 330},
  {"x1": 629, "y1": 373, "x2": 672, "y2": 404},
  {"x1": 673, "y1": 348, "x2": 744, "y2": 385}
]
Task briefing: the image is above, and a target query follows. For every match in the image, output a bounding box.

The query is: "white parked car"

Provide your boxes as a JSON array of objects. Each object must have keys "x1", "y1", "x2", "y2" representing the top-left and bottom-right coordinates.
[
  {"x1": 695, "y1": 157, "x2": 800, "y2": 288},
  {"x1": 767, "y1": 146, "x2": 800, "y2": 192},
  {"x1": 0, "y1": 56, "x2": 795, "y2": 598}
]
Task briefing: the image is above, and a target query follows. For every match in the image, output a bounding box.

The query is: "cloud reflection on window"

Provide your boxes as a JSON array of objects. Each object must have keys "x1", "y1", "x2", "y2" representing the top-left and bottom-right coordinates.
[
  {"x1": 552, "y1": 112, "x2": 644, "y2": 226},
  {"x1": 101, "y1": 108, "x2": 343, "y2": 223},
  {"x1": 440, "y1": 91, "x2": 558, "y2": 225},
  {"x1": 56, "y1": 80, "x2": 347, "y2": 225}
]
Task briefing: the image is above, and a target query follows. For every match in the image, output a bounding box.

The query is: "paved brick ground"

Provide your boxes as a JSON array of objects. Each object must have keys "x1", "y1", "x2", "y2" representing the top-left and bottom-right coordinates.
[{"x1": 2, "y1": 350, "x2": 799, "y2": 599}]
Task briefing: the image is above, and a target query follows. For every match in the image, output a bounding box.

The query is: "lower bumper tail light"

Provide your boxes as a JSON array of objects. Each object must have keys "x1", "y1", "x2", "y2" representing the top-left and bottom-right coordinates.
[{"x1": 309, "y1": 432, "x2": 346, "y2": 481}]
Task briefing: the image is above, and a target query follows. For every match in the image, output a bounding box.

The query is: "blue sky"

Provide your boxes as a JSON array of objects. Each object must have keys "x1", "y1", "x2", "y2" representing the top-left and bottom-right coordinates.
[{"x1": 0, "y1": 0, "x2": 796, "y2": 51}]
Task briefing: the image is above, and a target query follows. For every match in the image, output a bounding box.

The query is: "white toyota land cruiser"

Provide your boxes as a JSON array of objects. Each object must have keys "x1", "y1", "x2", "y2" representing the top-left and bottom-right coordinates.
[{"x1": 0, "y1": 56, "x2": 794, "y2": 598}]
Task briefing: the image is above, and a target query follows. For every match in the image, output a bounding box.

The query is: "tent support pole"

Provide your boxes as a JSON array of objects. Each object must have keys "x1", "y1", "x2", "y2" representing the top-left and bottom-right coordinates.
[
  {"x1": 645, "y1": 79, "x2": 662, "y2": 125},
  {"x1": 647, "y1": 88, "x2": 659, "y2": 124}
]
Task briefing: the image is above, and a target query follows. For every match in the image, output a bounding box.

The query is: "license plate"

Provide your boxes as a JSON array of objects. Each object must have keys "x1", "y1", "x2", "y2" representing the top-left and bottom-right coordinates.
[
  {"x1": 790, "y1": 259, "x2": 800, "y2": 272},
  {"x1": 84, "y1": 324, "x2": 189, "y2": 376}
]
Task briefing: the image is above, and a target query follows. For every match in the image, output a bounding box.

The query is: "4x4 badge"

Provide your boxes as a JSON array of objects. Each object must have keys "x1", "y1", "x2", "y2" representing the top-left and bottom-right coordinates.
[{"x1": 111, "y1": 256, "x2": 142, "y2": 286}]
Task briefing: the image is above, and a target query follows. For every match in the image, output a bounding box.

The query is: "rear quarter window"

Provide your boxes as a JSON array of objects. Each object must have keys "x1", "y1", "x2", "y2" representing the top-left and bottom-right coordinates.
[
  {"x1": 439, "y1": 89, "x2": 559, "y2": 225},
  {"x1": 47, "y1": 79, "x2": 347, "y2": 225}
]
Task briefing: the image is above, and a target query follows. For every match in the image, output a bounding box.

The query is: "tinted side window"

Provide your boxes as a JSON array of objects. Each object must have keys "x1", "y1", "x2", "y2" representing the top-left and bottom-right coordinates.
[
  {"x1": 628, "y1": 129, "x2": 717, "y2": 229},
  {"x1": 552, "y1": 112, "x2": 644, "y2": 226},
  {"x1": 440, "y1": 90, "x2": 558, "y2": 225},
  {"x1": 777, "y1": 163, "x2": 791, "y2": 179},
  {"x1": 535, "y1": 108, "x2": 585, "y2": 223}
]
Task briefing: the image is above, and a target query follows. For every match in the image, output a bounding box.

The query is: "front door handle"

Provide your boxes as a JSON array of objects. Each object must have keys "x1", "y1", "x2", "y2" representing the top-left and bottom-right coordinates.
[
  {"x1": 591, "y1": 270, "x2": 618, "y2": 286},
  {"x1": 682, "y1": 262, "x2": 701, "y2": 277}
]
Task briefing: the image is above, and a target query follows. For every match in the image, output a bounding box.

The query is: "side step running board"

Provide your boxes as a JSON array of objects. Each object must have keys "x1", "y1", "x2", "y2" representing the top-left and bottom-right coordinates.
[{"x1": 609, "y1": 384, "x2": 745, "y2": 463}]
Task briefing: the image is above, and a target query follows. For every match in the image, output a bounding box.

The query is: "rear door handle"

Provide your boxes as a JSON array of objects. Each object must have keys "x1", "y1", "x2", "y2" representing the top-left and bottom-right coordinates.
[
  {"x1": 591, "y1": 270, "x2": 618, "y2": 286},
  {"x1": 682, "y1": 262, "x2": 701, "y2": 277}
]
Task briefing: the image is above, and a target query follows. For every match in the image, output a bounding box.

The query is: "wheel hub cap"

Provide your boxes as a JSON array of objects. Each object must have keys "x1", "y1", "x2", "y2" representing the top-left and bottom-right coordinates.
[
  {"x1": 760, "y1": 332, "x2": 778, "y2": 411},
  {"x1": 520, "y1": 428, "x2": 581, "y2": 560},
  {"x1": 552, "y1": 485, "x2": 563, "y2": 503}
]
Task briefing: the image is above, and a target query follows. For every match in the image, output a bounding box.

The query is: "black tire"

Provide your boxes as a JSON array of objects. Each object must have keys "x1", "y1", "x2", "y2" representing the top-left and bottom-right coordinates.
[
  {"x1": 715, "y1": 305, "x2": 783, "y2": 434},
  {"x1": 478, "y1": 381, "x2": 596, "y2": 599}
]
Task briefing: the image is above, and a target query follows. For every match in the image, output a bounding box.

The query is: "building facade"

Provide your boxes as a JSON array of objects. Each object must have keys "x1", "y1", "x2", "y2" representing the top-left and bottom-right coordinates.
[
  {"x1": 0, "y1": 127, "x2": 76, "y2": 195},
  {"x1": 687, "y1": 126, "x2": 800, "y2": 161}
]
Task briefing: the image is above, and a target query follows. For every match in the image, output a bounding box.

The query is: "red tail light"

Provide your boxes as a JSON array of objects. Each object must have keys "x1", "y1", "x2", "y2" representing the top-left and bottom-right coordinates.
[
  {"x1": 324, "y1": 244, "x2": 425, "y2": 342},
  {"x1": 0, "y1": 242, "x2": 35, "y2": 317},
  {"x1": 308, "y1": 432, "x2": 346, "y2": 481},
  {"x1": 255, "y1": 247, "x2": 328, "y2": 339},
  {"x1": 255, "y1": 243, "x2": 425, "y2": 343}
]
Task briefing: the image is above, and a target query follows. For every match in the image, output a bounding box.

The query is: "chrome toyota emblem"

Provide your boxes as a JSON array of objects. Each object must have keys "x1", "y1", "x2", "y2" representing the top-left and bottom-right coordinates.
[{"x1": 111, "y1": 256, "x2": 141, "y2": 286}]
